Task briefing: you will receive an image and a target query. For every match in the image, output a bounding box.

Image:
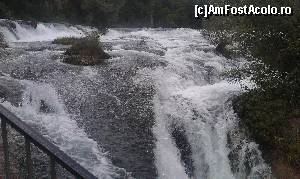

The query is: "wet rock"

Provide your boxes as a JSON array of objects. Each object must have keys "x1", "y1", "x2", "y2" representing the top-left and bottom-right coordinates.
[
  {"x1": 0, "y1": 19, "x2": 17, "y2": 30},
  {"x1": 171, "y1": 125, "x2": 195, "y2": 177},
  {"x1": 215, "y1": 40, "x2": 231, "y2": 59}
]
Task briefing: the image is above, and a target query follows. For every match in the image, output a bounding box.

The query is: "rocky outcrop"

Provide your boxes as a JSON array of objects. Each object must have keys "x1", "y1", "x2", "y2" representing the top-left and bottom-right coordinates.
[{"x1": 215, "y1": 40, "x2": 231, "y2": 59}]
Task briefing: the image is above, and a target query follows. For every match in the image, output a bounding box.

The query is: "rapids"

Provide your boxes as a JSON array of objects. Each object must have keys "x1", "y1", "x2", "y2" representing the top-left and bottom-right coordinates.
[{"x1": 0, "y1": 20, "x2": 272, "y2": 179}]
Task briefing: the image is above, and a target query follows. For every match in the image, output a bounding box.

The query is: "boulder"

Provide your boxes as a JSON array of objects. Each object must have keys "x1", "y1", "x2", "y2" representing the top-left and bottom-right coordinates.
[{"x1": 215, "y1": 40, "x2": 231, "y2": 59}]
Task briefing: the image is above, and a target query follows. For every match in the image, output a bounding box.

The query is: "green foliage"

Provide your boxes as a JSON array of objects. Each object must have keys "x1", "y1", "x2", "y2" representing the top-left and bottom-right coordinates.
[
  {"x1": 233, "y1": 90, "x2": 300, "y2": 167},
  {"x1": 0, "y1": 0, "x2": 203, "y2": 28},
  {"x1": 207, "y1": 0, "x2": 300, "y2": 171},
  {"x1": 0, "y1": 2, "x2": 10, "y2": 18},
  {"x1": 52, "y1": 37, "x2": 80, "y2": 45},
  {"x1": 63, "y1": 33, "x2": 110, "y2": 66},
  {"x1": 150, "y1": 0, "x2": 202, "y2": 28}
]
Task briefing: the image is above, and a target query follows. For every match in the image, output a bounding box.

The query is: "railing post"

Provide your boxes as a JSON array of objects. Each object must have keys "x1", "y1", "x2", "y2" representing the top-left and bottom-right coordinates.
[
  {"x1": 50, "y1": 156, "x2": 57, "y2": 179},
  {"x1": 1, "y1": 119, "x2": 10, "y2": 179},
  {"x1": 25, "y1": 137, "x2": 33, "y2": 179},
  {"x1": 0, "y1": 105, "x2": 98, "y2": 179}
]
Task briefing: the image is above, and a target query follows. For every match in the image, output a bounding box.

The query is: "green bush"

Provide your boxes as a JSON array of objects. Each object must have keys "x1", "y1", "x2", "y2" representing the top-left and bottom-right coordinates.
[
  {"x1": 206, "y1": 0, "x2": 300, "y2": 174},
  {"x1": 52, "y1": 37, "x2": 79, "y2": 45},
  {"x1": 0, "y1": 2, "x2": 10, "y2": 18},
  {"x1": 63, "y1": 33, "x2": 110, "y2": 66},
  {"x1": 233, "y1": 90, "x2": 300, "y2": 167}
]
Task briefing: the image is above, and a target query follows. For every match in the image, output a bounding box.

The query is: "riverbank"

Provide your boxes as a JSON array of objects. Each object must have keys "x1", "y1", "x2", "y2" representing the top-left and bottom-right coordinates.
[
  {"x1": 203, "y1": 1, "x2": 300, "y2": 177},
  {"x1": 203, "y1": 31, "x2": 300, "y2": 178},
  {"x1": 233, "y1": 92, "x2": 300, "y2": 179}
]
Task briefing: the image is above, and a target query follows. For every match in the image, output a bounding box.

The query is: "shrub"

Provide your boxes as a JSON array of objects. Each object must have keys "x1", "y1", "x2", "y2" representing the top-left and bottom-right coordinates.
[
  {"x1": 233, "y1": 90, "x2": 300, "y2": 169},
  {"x1": 208, "y1": 0, "x2": 300, "y2": 175},
  {"x1": 63, "y1": 33, "x2": 110, "y2": 66},
  {"x1": 52, "y1": 37, "x2": 80, "y2": 45}
]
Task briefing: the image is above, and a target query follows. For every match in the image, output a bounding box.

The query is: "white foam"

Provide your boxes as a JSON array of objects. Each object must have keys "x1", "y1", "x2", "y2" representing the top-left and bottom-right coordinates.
[
  {"x1": 153, "y1": 95, "x2": 190, "y2": 179},
  {"x1": 120, "y1": 28, "x2": 272, "y2": 179},
  {"x1": 0, "y1": 20, "x2": 89, "y2": 42},
  {"x1": 1, "y1": 81, "x2": 117, "y2": 178}
]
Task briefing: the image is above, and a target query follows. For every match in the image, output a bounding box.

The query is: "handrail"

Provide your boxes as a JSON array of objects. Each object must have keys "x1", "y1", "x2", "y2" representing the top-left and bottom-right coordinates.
[{"x1": 0, "y1": 104, "x2": 98, "y2": 179}]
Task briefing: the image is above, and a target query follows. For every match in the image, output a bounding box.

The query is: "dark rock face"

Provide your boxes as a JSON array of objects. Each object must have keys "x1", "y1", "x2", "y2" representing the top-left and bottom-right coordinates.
[
  {"x1": 215, "y1": 41, "x2": 231, "y2": 59},
  {"x1": 171, "y1": 125, "x2": 194, "y2": 177}
]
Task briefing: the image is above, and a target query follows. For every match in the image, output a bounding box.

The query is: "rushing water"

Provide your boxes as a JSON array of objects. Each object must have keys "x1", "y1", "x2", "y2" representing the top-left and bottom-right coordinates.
[{"x1": 0, "y1": 20, "x2": 272, "y2": 179}]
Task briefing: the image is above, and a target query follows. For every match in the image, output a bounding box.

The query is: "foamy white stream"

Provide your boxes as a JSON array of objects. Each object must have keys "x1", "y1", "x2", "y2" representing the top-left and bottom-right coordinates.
[
  {"x1": 0, "y1": 20, "x2": 273, "y2": 178},
  {"x1": 104, "y1": 29, "x2": 273, "y2": 179},
  {"x1": 0, "y1": 19, "x2": 93, "y2": 42}
]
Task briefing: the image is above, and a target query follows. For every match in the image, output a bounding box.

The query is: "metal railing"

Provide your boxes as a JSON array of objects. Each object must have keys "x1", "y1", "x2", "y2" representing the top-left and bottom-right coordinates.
[{"x1": 0, "y1": 104, "x2": 98, "y2": 179}]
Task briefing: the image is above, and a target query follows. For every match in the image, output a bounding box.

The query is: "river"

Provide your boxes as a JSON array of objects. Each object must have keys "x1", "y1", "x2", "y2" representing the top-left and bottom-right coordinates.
[{"x1": 0, "y1": 20, "x2": 272, "y2": 179}]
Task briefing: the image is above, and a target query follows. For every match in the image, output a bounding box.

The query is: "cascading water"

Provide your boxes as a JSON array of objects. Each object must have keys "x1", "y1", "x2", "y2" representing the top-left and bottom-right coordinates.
[
  {"x1": 103, "y1": 29, "x2": 273, "y2": 179},
  {"x1": 0, "y1": 19, "x2": 92, "y2": 42},
  {"x1": 0, "y1": 79, "x2": 118, "y2": 178},
  {"x1": 0, "y1": 20, "x2": 273, "y2": 179}
]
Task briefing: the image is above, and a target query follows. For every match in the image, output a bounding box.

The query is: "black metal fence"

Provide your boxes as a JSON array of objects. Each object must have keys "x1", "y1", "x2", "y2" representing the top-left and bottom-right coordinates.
[{"x1": 0, "y1": 104, "x2": 98, "y2": 179}]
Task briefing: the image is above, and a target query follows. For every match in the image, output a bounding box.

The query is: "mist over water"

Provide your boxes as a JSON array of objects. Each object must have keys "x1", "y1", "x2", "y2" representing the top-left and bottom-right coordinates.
[{"x1": 0, "y1": 21, "x2": 272, "y2": 179}]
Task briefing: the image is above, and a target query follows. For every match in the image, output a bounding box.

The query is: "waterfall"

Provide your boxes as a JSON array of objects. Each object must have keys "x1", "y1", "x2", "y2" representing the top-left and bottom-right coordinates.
[
  {"x1": 0, "y1": 19, "x2": 94, "y2": 42},
  {"x1": 1, "y1": 79, "x2": 119, "y2": 179},
  {"x1": 0, "y1": 22, "x2": 273, "y2": 178},
  {"x1": 104, "y1": 28, "x2": 273, "y2": 179}
]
